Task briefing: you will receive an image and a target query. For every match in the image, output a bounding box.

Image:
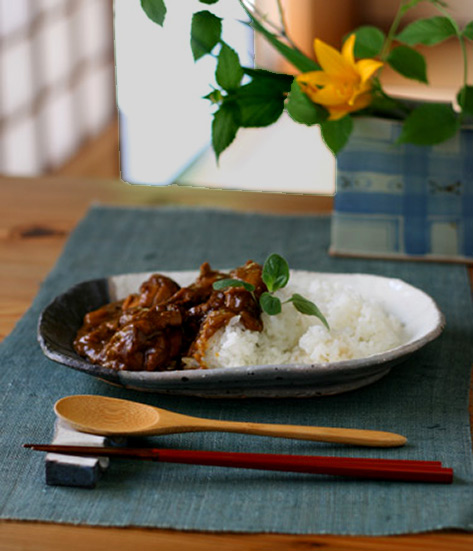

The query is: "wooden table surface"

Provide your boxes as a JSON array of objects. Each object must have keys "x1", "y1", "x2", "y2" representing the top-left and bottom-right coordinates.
[{"x1": 0, "y1": 175, "x2": 471, "y2": 551}]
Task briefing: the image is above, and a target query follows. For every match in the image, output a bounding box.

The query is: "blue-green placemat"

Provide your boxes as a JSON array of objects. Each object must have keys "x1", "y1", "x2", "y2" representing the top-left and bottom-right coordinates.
[{"x1": 1, "y1": 204, "x2": 472, "y2": 535}]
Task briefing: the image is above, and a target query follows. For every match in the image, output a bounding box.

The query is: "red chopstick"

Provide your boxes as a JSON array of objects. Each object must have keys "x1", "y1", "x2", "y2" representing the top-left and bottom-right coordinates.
[{"x1": 24, "y1": 444, "x2": 453, "y2": 484}]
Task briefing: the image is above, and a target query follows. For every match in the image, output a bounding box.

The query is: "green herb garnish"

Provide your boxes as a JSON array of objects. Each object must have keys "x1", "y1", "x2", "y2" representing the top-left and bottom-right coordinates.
[
  {"x1": 212, "y1": 278, "x2": 255, "y2": 293},
  {"x1": 212, "y1": 253, "x2": 330, "y2": 330},
  {"x1": 262, "y1": 253, "x2": 289, "y2": 292}
]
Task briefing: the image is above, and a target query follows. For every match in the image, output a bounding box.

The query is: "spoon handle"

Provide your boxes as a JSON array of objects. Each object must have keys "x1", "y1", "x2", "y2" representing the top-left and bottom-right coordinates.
[{"x1": 164, "y1": 416, "x2": 406, "y2": 447}]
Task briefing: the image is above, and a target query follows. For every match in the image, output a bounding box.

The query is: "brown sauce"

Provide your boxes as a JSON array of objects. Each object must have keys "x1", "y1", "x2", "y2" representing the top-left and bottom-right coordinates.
[{"x1": 73, "y1": 261, "x2": 266, "y2": 371}]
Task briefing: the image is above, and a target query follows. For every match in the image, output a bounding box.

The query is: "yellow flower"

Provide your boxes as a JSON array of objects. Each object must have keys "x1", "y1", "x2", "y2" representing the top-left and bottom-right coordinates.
[{"x1": 296, "y1": 35, "x2": 383, "y2": 120}]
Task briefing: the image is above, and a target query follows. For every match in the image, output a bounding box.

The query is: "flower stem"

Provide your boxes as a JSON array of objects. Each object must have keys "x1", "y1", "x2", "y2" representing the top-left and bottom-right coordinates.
[
  {"x1": 375, "y1": 1, "x2": 413, "y2": 118},
  {"x1": 239, "y1": 0, "x2": 299, "y2": 50},
  {"x1": 274, "y1": 0, "x2": 298, "y2": 49},
  {"x1": 276, "y1": 0, "x2": 287, "y2": 33},
  {"x1": 431, "y1": 1, "x2": 468, "y2": 117},
  {"x1": 380, "y1": 0, "x2": 407, "y2": 61}
]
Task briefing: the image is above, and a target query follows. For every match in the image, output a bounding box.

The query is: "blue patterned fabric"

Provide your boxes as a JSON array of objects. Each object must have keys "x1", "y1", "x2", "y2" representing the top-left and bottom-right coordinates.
[
  {"x1": 331, "y1": 118, "x2": 473, "y2": 260},
  {"x1": 0, "y1": 205, "x2": 472, "y2": 535}
]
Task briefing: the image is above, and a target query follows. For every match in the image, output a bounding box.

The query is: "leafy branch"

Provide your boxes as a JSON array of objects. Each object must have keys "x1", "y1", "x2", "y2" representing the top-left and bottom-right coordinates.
[
  {"x1": 344, "y1": 0, "x2": 472, "y2": 146},
  {"x1": 141, "y1": 0, "x2": 473, "y2": 157}
]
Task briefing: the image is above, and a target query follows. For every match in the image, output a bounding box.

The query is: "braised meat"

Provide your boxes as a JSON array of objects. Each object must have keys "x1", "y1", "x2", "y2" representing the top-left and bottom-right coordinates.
[
  {"x1": 74, "y1": 274, "x2": 182, "y2": 371},
  {"x1": 73, "y1": 261, "x2": 266, "y2": 371}
]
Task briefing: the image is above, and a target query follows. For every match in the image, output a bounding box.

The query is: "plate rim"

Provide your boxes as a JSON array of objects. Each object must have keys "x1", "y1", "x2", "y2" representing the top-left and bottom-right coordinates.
[{"x1": 37, "y1": 270, "x2": 445, "y2": 395}]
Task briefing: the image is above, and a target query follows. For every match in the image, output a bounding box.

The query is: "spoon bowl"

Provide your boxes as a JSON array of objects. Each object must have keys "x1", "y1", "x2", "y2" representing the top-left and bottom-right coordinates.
[
  {"x1": 54, "y1": 395, "x2": 407, "y2": 447},
  {"x1": 55, "y1": 395, "x2": 161, "y2": 435}
]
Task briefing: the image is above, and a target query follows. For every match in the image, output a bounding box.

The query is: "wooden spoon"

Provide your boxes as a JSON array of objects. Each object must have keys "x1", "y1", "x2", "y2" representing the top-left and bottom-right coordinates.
[{"x1": 54, "y1": 395, "x2": 407, "y2": 447}]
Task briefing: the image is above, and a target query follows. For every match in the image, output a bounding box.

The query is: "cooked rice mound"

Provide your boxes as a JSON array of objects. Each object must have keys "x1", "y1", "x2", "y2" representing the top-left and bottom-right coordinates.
[{"x1": 198, "y1": 273, "x2": 404, "y2": 368}]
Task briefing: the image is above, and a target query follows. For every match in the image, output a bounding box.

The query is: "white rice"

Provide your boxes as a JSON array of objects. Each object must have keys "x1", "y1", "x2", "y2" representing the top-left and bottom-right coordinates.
[{"x1": 197, "y1": 273, "x2": 404, "y2": 368}]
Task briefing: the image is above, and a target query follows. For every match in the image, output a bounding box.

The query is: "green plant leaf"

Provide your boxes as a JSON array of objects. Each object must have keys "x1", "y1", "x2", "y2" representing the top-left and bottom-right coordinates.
[
  {"x1": 400, "y1": 0, "x2": 448, "y2": 15},
  {"x1": 368, "y1": 93, "x2": 411, "y2": 120},
  {"x1": 387, "y1": 45, "x2": 428, "y2": 83},
  {"x1": 216, "y1": 42, "x2": 244, "y2": 91},
  {"x1": 235, "y1": 80, "x2": 286, "y2": 127},
  {"x1": 320, "y1": 116, "x2": 353, "y2": 156},
  {"x1": 397, "y1": 103, "x2": 459, "y2": 145},
  {"x1": 259, "y1": 292, "x2": 282, "y2": 316},
  {"x1": 287, "y1": 294, "x2": 330, "y2": 330},
  {"x1": 238, "y1": 97, "x2": 285, "y2": 127},
  {"x1": 396, "y1": 16, "x2": 457, "y2": 46},
  {"x1": 200, "y1": 0, "x2": 219, "y2": 3},
  {"x1": 141, "y1": 0, "x2": 166, "y2": 26},
  {"x1": 463, "y1": 21, "x2": 473, "y2": 40},
  {"x1": 191, "y1": 10, "x2": 222, "y2": 61},
  {"x1": 242, "y1": 68, "x2": 293, "y2": 93},
  {"x1": 457, "y1": 85, "x2": 473, "y2": 115},
  {"x1": 211, "y1": 101, "x2": 241, "y2": 159},
  {"x1": 212, "y1": 278, "x2": 255, "y2": 292},
  {"x1": 349, "y1": 26, "x2": 385, "y2": 58},
  {"x1": 262, "y1": 253, "x2": 289, "y2": 292},
  {"x1": 241, "y1": 5, "x2": 320, "y2": 73},
  {"x1": 400, "y1": 0, "x2": 425, "y2": 12},
  {"x1": 286, "y1": 80, "x2": 328, "y2": 125}
]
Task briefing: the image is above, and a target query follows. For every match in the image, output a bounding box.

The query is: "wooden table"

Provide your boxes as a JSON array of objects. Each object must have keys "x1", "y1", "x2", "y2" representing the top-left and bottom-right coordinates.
[{"x1": 0, "y1": 176, "x2": 471, "y2": 551}]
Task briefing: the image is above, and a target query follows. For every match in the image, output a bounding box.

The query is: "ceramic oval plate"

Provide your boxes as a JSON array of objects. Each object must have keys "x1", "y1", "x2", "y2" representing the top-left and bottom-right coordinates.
[{"x1": 38, "y1": 270, "x2": 444, "y2": 398}]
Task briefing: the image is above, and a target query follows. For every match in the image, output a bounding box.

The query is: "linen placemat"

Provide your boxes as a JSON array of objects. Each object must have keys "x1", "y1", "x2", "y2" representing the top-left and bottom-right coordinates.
[{"x1": 0, "y1": 205, "x2": 472, "y2": 535}]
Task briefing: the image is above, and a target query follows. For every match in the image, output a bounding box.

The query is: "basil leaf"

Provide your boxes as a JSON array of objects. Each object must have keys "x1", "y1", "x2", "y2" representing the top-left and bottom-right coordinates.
[
  {"x1": 396, "y1": 16, "x2": 457, "y2": 46},
  {"x1": 387, "y1": 46, "x2": 427, "y2": 83},
  {"x1": 211, "y1": 101, "x2": 241, "y2": 160},
  {"x1": 141, "y1": 0, "x2": 166, "y2": 26},
  {"x1": 350, "y1": 26, "x2": 385, "y2": 58},
  {"x1": 216, "y1": 42, "x2": 243, "y2": 91},
  {"x1": 397, "y1": 103, "x2": 459, "y2": 145},
  {"x1": 320, "y1": 116, "x2": 353, "y2": 156},
  {"x1": 288, "y1": 294, "x2": 330, "y2": 330},
  {"x1": 262, "y1": 253, "x2": 289, "y2": 292},
  {"x1": 212, "y1": 278, "x2": 255, "y2": 292},
  {"x1": 260, "y1": 292, "x2": 282, "y2": 316},
  {"x1": 457, "y1": 85, "x2": 473, "y2": 115},
  {"x1": 286, "y1": 80, "x2": 328, "y2": 126},
  {"x1": 191, "y1": 10, "x2": 222, "y2": 61}
]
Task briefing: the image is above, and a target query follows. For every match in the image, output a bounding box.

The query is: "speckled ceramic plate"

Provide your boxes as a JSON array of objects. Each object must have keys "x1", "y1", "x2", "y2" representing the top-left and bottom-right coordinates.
[{"x1": 37, "y1": 271, "x2": 445, "y2": 398}]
